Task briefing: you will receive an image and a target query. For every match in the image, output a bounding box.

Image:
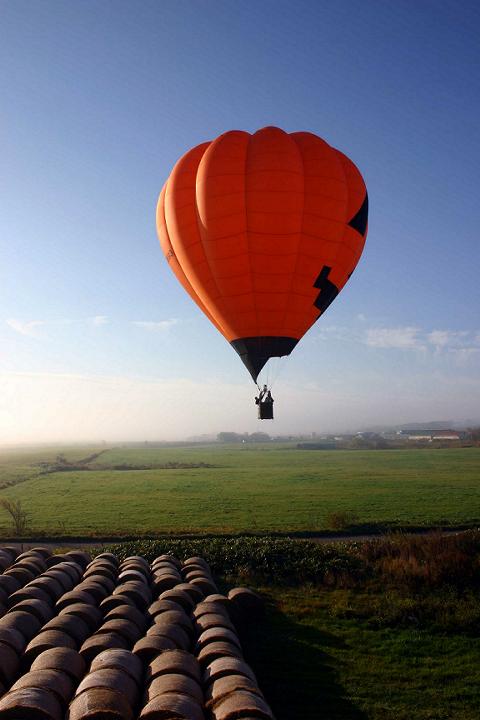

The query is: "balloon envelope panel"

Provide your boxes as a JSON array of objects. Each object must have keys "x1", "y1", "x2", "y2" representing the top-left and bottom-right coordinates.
[{"x1": 157, "y1": 126, "x2": 367, "y2": 381}]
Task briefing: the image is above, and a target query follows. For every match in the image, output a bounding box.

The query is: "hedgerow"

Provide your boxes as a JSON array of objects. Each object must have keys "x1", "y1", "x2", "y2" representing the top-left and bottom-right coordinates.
[
  {"x1": 104, "y1": 536, "x2": 362, "y2": 585},
  {"x1": 104, "y1": 531, "x2": 480, "y2": 589}
]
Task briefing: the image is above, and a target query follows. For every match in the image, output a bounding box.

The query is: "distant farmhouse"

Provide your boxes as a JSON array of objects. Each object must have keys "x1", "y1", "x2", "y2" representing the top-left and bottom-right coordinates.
[
  {"x1": 406, "y1": 429, "x2": 463, "y2": 442},
  {"x1": 356, "y1": 428, "x2": 468, "y2": 444},
  {"x1": 431, "y1": 430, "x2": 463, "y2": 441}
]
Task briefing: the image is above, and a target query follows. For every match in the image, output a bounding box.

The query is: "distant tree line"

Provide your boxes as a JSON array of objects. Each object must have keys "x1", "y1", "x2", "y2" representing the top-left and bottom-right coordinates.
[
  {"x1": 217, "y1": 432, "x2": 271, "y2": 443},
  {"x1": 216, "y1": 429, "x2": 480, "y2": 448},
  {"x1": 469, "y1": 427, "x2": 480, "y2": 443}
]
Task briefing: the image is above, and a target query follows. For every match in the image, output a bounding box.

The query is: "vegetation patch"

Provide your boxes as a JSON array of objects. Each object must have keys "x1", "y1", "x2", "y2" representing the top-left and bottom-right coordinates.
[
  {"x1": 36, "y1": 450, "x2": 110, "y2": 473},
  {"x1": 325, "y1": 510, "x2": 360, "y2": 531},
  {"x1": 105, "y1": 536, "x2": 362, "y2": 584},
  {"x1": 105, "y1": 530, "x2": 480, "y2": 595}
]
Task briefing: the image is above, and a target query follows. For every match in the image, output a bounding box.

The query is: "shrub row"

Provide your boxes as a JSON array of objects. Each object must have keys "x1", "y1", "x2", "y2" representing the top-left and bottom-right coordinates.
[
  {"x1": 105, "y1": 537, "x2": 362, "y2": 585},
  {"x1": 356, "y1": 529, "x2": 480, "y2": 591},
  {"x1": 105, "y1": 531, "x2": 480, "y2": 590}
]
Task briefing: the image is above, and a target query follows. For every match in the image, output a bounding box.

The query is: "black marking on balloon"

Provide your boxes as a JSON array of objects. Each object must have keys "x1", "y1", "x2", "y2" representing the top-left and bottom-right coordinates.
[
  {"x1": 313, "y1": 266, "x2": 339, "y2": 314},
  {"x1": 348, "y1": 193, "x2": 368, "y2": 236},
  {"x1": 231, "y1": 336, "x2": 298, "y2": 383}
]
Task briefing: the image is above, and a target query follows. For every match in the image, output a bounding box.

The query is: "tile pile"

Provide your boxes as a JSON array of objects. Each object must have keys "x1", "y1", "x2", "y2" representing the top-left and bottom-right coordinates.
[{"x1": 0, "y1": 545, "x2": 274, "y2": 719}]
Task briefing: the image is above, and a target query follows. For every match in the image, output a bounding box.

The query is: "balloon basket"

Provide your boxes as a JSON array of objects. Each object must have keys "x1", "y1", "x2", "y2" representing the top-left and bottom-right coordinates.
[{"x1": 258, "y1": 402, "x2": 274, "y2": 420}]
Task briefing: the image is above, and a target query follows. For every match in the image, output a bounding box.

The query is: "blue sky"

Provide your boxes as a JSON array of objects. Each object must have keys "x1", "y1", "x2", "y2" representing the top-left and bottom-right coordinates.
[{"x1": 1, "y1": 1, "x2": 479, "y2": 442}]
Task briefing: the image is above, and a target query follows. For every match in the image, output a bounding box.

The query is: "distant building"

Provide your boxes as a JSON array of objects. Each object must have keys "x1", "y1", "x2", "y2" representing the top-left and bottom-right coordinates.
[
  {"x1": 407, "y1": 429, "x2": 462, "y2": 442},
  {"x1": 432, "y1": 430, "x2": 461, "y2": 441},
  {"x1": 381, "y1": 432, "x2": 407, "y2": 441}
]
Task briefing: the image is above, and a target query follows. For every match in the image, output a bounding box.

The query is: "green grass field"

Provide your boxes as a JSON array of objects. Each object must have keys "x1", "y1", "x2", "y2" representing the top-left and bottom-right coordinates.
[
  {"x1": 0, "y1": 444, "x2": 479, "y2": 536},
  {"x1": 245, "y1": 586, "x2": 480, "y2": 720}
]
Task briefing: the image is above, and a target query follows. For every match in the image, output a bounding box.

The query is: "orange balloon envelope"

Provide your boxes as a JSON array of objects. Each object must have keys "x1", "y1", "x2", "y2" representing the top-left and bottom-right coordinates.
[{"x1": 156, "y1": 126, "x2": 368, "y2": 381}]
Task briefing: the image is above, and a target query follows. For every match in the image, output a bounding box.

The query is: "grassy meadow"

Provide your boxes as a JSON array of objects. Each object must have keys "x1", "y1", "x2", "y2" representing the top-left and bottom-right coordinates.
[
  {"x1": 246, "y1": 586, "x2": 480, "y2": 720},
  {"x1": 0, "y1": 443, "x2": 479, "y2": 537}
]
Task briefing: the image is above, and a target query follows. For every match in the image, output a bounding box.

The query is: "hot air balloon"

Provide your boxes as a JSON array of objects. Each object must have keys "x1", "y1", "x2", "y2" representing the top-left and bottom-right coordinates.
[{"x1": 156, "y1": 126, "x2": 368, "y2": 418}]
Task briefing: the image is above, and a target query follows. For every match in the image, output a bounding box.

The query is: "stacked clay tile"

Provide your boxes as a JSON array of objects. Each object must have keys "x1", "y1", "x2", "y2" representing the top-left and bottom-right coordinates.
[
  {"x1": 0, "y1": 546, "x2": 274, "y2": 719},
  {"x1": 136, "y1": 553, "x2": 204, "y2": 720},
  {"x1": 69, "y1": 553, "x2": 149, "y2": 717},
  {"x1": 187, "y1": 559, "x2": 273, "y2": 720},
  {"x1": 0, "y1": 547, "x2": 92, "y2": 718}
]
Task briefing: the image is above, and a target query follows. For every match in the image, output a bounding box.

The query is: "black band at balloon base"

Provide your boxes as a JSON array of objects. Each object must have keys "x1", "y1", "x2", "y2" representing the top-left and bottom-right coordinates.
[{"x1": 230, "y1": 336, "x2": 298, "y2": 382}]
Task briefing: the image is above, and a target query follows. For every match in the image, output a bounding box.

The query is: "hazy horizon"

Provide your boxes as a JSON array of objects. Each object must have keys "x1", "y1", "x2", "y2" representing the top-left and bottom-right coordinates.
[
  {"x1": 2, "y1": 2, "x2": 479, "y2": 444},
  {"x1": 1, "y1": 369, "x2": 479, "y2": 446}
]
